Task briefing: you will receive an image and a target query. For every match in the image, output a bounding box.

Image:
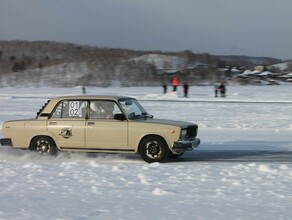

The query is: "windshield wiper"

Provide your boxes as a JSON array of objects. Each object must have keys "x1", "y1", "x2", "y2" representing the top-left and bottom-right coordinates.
[{"x1": 129, "y1": 112, "x2": 153, "y2": 119}]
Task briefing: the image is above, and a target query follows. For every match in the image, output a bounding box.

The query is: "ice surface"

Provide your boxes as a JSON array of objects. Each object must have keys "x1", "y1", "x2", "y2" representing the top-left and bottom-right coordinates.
[{"x1": 1, "y1": 85, "x2": 292, "y2": 220}]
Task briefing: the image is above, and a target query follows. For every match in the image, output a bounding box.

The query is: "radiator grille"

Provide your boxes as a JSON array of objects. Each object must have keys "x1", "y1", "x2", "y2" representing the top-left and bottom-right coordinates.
[{"x1": 187, "y1": 125, "x2": 198, "y2": 138}]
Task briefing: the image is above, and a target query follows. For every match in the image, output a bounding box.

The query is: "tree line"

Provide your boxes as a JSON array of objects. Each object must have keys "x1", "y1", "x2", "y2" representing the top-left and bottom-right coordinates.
[{"x1": 0, "y1": 40, "x2": 284, "y2": 87}]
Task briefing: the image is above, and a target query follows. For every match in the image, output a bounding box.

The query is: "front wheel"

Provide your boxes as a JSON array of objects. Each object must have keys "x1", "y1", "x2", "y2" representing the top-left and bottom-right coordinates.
[
  {"x1": 31, "y1": 136, "x2": 57, "y2": 155},
  {"x1": 139, "y1": 136, "x2": 169, "y2": 163}
]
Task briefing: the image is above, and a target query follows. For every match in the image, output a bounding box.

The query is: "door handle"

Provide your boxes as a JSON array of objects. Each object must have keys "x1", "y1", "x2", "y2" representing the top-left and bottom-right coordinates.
[
  {"x1": 50, "y1": 121, "x2": 57, "y2": 125},
  {"x1": 88, "y1": 122, "x2": 95, "y2": 125}
]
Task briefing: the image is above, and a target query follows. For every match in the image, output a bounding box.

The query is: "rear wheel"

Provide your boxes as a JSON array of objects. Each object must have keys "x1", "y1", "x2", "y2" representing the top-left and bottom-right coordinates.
[
  {"x1": 139, "y1": 136, "x2": 169, "y2": 163},
  {"x1": 31, "y1": 136, "x2": 57, "y2": 155}
]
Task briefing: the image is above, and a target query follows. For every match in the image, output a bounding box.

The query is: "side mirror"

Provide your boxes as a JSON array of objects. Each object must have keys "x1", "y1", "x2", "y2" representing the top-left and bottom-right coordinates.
[
  {"x1": 114, "y1": 113, "x2": 126, "y2": 121},
  {"x1": 125, "y1": 100, "x2": 132, "y2": 106}
]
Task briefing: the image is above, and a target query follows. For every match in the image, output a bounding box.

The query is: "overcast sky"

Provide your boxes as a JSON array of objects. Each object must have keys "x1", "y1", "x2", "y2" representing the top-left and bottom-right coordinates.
[{"x1": 0, "y1": 0, "x2": 291, "y2": 60}]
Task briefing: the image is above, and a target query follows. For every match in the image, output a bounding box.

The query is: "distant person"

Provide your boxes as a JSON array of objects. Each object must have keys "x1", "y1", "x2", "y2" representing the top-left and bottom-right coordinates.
[
  {"x1": 82, "y1": 86, "x2": 86, "y2": 95},
  {"x1": 162, "y1": 83, "x2": 167, "y2": 94},
  {"x1": 183, "y1": 82, "x2": 189, "y2": 97},
  {"x1": 214, "y1": 83, "x2": 219, "y2": 98},
  {"x1": 172, "y1": 76, "x2": 179, "y2": 92},
  {"x1": 218, "y1": 82, "x2": 226, "y2": 97}
]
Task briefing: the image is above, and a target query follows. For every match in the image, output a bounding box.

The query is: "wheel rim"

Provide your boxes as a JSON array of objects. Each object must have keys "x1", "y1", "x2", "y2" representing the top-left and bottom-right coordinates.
[
  {"x1": 145, "y1": 140, "x2": 162, "y2": 159},
  {"x1": 35, "y1": 138, "x2": 51, "y2": 154}
]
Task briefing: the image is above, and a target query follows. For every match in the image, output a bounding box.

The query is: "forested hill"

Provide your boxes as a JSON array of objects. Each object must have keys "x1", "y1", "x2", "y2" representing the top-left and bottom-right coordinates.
[{"x1": 0, "y1": 40, "x2": 283, "y2": 87}]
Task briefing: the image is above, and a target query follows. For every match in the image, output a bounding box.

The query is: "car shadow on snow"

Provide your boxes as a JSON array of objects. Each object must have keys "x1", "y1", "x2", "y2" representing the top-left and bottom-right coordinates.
[{"x1": 169, "y1": 140, "x2": 292, "y2": 163}]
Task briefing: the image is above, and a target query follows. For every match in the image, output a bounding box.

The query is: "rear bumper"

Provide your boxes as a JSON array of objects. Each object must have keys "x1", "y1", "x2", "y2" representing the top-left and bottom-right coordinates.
[
  {"x1": 0, "y1": 138, "x2": 12, "y2": 146},
  {"x1": 172, "y1": 138, "x2": 200, "y2": 151}
]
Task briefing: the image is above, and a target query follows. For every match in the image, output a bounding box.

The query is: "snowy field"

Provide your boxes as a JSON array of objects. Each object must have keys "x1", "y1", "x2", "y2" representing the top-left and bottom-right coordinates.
[{"x1": 1, "y1": 85, "x2": 292, "y2": 220}]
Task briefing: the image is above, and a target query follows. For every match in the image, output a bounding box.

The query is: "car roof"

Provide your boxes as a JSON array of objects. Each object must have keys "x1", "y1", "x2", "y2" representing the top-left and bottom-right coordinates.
[{"x1": 51, "y1": 95, "x2": 135, "y2": 101}]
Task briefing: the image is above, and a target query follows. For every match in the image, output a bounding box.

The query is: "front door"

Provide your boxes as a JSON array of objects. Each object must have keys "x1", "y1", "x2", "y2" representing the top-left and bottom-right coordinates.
[{"x1": 85, "y1": 100, "x2": 128, "y2": 151}]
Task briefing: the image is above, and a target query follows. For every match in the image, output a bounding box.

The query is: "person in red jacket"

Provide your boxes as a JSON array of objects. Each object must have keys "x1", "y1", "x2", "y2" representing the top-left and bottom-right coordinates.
[{"x1": 172, "y1": 76, "x2": 179, "y2": 91}]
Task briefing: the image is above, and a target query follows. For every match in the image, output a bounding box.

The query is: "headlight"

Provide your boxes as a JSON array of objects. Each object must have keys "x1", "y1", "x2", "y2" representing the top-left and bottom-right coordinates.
[{"x1": 180, "y1": 129, "x2": 187, "y2": 138}]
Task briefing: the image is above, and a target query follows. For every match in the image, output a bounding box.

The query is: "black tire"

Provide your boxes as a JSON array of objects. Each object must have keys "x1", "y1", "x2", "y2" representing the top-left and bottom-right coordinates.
[
  {"x1": 31, "y1": 136, "x2": 57, "y2": 155},
  {"x1": 139, "y1": 136, "x2": 169, "y2": 163}
]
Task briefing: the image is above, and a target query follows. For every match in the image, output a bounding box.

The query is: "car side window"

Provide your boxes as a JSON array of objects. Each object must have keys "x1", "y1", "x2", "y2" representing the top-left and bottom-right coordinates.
[
  {"x1": 51, "y1": 100, "x2": 88, "y2": 119},
  {"x1": 119, "y1": 99, "x2": 144, "y2": 119},
  {"x1": 89, "y1": 101, "x2": 122, "y2": 119}
]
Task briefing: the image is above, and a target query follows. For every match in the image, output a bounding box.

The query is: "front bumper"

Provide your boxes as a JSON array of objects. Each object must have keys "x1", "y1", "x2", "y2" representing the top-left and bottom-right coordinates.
[
  {"x1": 172, "y1": 138, "x2": 200, "y2": 151},
  {"x1": 0, "y1": 138, "x2": 12, "y2": 146}
]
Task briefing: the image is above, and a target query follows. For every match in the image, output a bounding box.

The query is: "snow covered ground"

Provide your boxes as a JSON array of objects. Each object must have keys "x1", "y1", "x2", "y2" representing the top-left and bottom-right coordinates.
[{"x1": 1, "y1": 85, "x2": 292, "y2": 220}]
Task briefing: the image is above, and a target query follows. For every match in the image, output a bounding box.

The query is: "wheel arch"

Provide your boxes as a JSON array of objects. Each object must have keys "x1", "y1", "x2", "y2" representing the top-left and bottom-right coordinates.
[
  {"x1": 138, "y1": 134, "x2": 169, "y2": 152},
  {"x1": 29, "y1": 135, "x2": 58, "y2": 150}
]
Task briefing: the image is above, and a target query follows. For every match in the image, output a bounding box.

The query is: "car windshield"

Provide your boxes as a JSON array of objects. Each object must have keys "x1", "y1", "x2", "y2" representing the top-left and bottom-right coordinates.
[{"x1": 119, "y1": 98, "x2": 151, "y2": 120}]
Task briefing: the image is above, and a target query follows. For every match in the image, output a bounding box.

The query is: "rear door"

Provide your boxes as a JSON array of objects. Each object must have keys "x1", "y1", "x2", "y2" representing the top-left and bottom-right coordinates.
[{"x1": 47, "y1": 100, "x2": 87, "y2": 149}]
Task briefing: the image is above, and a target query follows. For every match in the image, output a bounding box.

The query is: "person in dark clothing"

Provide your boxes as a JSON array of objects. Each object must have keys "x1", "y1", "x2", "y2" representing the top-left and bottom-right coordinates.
[
  {"x1": 183, "y1": 82, "x2": 189, "y2": 97},
  {"x1": 162, "y1": 84, "x2": 167, "y2": 94},
  {"x1": 214, "y1": 83, "x2": 219, "y2": 98},
  {"x1": 82, "y1": 86, "x2": 86, "y2": 95},
  {"x1": 218, "y1": 82, "x2": 226, "y2": 97}
]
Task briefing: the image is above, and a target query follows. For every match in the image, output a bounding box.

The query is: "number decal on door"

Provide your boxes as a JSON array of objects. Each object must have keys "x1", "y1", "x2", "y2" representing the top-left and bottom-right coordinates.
[{"x1": 69, "y1": 101, "x2": 80, "y2": 116}]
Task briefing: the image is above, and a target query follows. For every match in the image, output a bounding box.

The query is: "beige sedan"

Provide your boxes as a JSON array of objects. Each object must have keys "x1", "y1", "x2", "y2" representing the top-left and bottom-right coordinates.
[{"x1": 1, "y1": 95, "x2": 200, "y2": 163}]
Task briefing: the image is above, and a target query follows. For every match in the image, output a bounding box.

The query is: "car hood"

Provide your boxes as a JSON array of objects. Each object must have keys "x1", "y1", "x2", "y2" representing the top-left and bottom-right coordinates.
[{"x1": 134, "y1": 118, "x2": 195, "y2": 128}]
